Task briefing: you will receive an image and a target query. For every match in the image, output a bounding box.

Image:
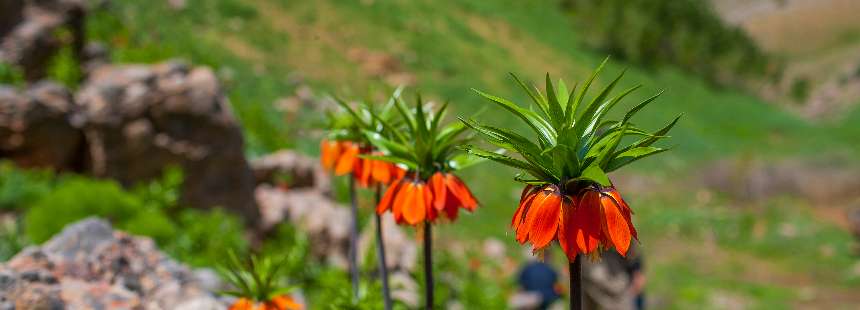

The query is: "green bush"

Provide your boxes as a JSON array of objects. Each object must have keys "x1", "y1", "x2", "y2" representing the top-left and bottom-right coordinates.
[
  {"x1": 0, "y1": 62, "x2": 25, "y2": 86},
  {"x1": 0, "y1": 220, "x2": 28, "y2": 261},
  {"x1": 0, "y1": 162, "x2": 55, "y2": 211},
  {"x1": 162, "y1": 208, "x2": 248, "y2": 267},
  {"x1": 46, "y1": 26, "x2": 84, "y2": 89},
  {"x1": 790, "y1": 77, "x2": 811, "y2": 102},
  {"x1": 24, "y1": 177, "x2": 143, "y2": 243},
  {"x1": 561, "y1": 0, "x2": 775, "y2": 86},
  {"x1": 19, "y1": 166, "x2": 248, "y2": 267}
]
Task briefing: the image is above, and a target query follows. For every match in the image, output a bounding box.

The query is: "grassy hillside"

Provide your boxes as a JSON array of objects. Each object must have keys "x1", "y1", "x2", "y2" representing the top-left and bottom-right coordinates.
[{"x1": 87, "y1": 0, "x2": 860, "y2": 307}]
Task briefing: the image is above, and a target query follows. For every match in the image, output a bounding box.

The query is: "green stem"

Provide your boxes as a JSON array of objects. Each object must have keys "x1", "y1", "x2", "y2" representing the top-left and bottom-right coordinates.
[
  {"x1": 375, "y1": 185, "x2": 392, "y2": 310},
  {"x1": 348, "y1": 177, "x2": 359, "y2": 300}
]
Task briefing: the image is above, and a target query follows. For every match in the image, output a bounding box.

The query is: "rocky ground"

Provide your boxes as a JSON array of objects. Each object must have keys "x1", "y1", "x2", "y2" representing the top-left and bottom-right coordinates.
[{"x1": 0, "y1": 218, "x2": 226, "y2": 309}]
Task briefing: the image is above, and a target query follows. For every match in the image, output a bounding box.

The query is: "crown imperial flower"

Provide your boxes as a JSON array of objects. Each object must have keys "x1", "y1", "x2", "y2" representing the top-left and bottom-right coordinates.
[{"x1": 467, "y1": 59, "x2": 679, "y2": 259}]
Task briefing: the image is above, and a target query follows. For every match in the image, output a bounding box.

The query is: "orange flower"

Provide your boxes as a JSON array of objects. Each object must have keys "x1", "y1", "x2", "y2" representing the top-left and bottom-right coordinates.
[
  {"x1": 354, "y1": 151, "x2": 405, "y2": 188},
  {"x1": 377, "y1": 172, "x2": 477, "y2": 225},
  {"x1": 229, "y1": 298, "x2": 254, "y2": 310},
  {"x1": 512, "y1": 184, "x2": 637, "y2": 260},
  {"x1": 428, "y1": 172, "x2": 478, "y2": 221},
  {"x1": 268, "y1": 295, "x2": 303, "y2": 310},
  {"x1": 228, "y1": 295, "x2": 302, "y2": 310},
  {"x1": 320, "y1": 140, "x2": 404, "y2": 188}
]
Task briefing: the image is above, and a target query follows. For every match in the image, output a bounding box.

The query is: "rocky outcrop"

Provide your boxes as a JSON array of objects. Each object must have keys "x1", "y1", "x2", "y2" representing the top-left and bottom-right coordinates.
[
  {"x1": 0, "y1": 0, "x2": 88, "y2": 81},
  {"x1": 0, "y1": 81, "x2": 84, "y2": 169},
  {"x1": 0, "y1": 60, "x2": 259, "y2": 222},
  {"x1": 0, "y1": 218, "x2": 225, "y2": 309},
  {"x1": 76, "y1": 61, "x2": 259, "y2": 221}
]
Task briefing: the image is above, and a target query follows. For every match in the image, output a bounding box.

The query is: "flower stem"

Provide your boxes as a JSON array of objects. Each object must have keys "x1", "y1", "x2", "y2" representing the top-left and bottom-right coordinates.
[
  {"x1": 348, "y1": 177, "x2": 360, "y2": 300},
  {"x1": 374, "y1": 185, "x2": 392, "y2": 310},
  {"x1": 569, "y1": 254, "x2": 582, "y2": 310},
  {"x1": 423, "y1": 221, "x2": 434, "y2": 310}
]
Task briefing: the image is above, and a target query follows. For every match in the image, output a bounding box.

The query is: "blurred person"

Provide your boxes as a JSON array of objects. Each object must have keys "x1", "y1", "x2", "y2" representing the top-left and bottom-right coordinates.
[
  {"x1": 582, "y1": 243, "x2": 645, "y2": 310},
  {"x1": 513, "y1": 250, "x2": 563, "y2": 310}
]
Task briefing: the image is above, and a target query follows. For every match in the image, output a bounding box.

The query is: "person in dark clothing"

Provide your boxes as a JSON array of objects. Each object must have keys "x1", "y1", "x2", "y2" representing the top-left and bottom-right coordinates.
[{"x1": 517, "y1": 259, "x2": 561, "y2": 309}]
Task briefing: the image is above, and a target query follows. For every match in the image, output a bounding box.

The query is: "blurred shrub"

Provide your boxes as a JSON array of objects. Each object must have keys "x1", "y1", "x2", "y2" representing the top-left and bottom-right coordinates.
[
  {"x1": 790, "y1": 77, "x2": 810, "y2": 102},
  {"x1": 0, "y1": 219, "x2": 28, "y2": 261},
  {"x1": 0, "y1": 62, "x2": 25, "y2": 86},
  {"x1": 0, "y1": 162, "x2": 55, "y2": 211},
  {"x1": 20, "y1": 166, "x2": 247, "y2": 268},
  {"x1": 561, "y1": 0, "x2": 776, "y2": 86},
  {"x1": 316, "y1": 272, "x2": 387, "y2": 310},
  {"x1": 132, "y1": 166, "x2": 183, "y2": 211},
  {"x1": 162, "y1": 208, "x2": 248, "y2": 267},
  {"x1": 46, "y1": 28, "x2": 84, "y2": 89},
  {"x1": 24, "y1": 177, "x2": 142, "y2": 243}
]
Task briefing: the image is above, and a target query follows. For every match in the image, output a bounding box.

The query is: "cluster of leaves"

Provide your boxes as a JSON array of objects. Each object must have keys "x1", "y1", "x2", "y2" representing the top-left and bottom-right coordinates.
[
  {"x1": 324, "y1": 88, "x2": 404, "y2": 144},
  {"x1": 360, "y1": 91, "x2": 477, "y2": 179},
  {"x1": 561, "y1": 0, "x2": 776, "y2": 86},
  {"x1": 464, "y1": 59, "x2": 679, "y2": 188},
  {"x1": 219, "y1": 251, "x2": 294, "y2": 302}
]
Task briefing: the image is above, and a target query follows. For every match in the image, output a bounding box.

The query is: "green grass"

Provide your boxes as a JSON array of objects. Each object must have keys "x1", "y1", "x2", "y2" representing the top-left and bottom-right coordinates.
[{"x1": 83, "y1": 0, "x2": 860, "y2": 307}]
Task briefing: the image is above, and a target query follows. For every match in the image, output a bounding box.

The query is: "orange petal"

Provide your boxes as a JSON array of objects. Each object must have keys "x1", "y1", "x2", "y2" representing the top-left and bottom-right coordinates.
[
  {"x1": 334, "y1": 143, "x2": 359, "y2": 175},
  {"x1": 319, "y1": 140, "x2": 338, "y2": 171},
  {"x1": 392, "y1": 182, "x2": 413, "y2": 223},
  {"x1": 515, "y1": 191, "x2": 539, "y2": 243},
  {"x1": 429, "y1": 172, "x2": 447, "y2": 211},
  {"x1": 445, "y1": 174, "x2": 478, "y2": 211},
  {"x1": 357, "y1": 157, "x2": 373, "y2": 187},
  {"x1": 391, "y1": 166, "x2": 405, "y2": 180},
  {"x1": 520, "y1": 184, "x2": 534, "y2": 202},
  {"x1": 557, "y1": 195, "x2": 579, "y2": 261},
  {"x1": 607, "y1": 189, "x2": 638, "y2": 241},
  {"x1": 423, "y1": 183, "x2": 435, "y2": 221},
  {"x1": 377, "y1": 179, "x2": 402, "y2": 214},
  {"x1": 601, "y1": 195, "x2": 632, "y2": 256},
  {"x1": 524, "y1": 186, "x2": 562, "y2": 250},
  {"x1": 574, "y1": 191, "x2": 601, "y2": 254},
  {"x1": 403, "y1": 182, "x2": 427, "y2": 225},
  {"x1": 371, "y1": 159, "x2": 392, "y2": 185},
  {"x1": 512, "y1": 186, "x2": 537, "y2": 229}
]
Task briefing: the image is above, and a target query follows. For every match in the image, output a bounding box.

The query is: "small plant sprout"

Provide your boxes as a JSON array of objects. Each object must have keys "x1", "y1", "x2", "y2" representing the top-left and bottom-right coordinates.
[
  {"x1": 366, "y1": 91, "x2": 482, "y2": 309},
  {"x1": 320, "y1": 90, "x2": 406, "y2": 309},
  {"x1": 466, "y1": 58, "x2": 679, "y2": 309},
  {"x1": 220, "y1": 251, "x2": 302, "y2": 310}
]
